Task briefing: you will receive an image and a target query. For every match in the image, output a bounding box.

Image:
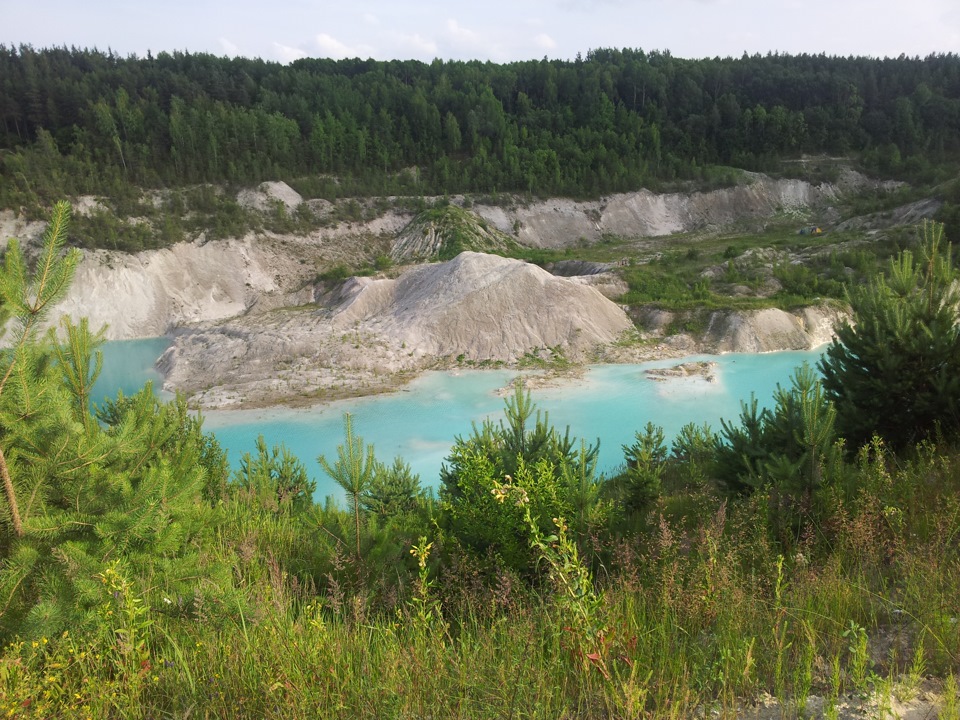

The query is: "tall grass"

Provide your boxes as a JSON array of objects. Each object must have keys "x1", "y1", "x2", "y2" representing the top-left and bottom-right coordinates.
[{"x1": 3, "y1": 444, "x2": 960, "y2": 718}]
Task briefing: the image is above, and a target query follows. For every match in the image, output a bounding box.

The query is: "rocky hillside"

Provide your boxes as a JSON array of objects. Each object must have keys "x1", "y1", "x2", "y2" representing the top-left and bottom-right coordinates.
[
  {"x1": 161, "y1": 252, "x2": 634, "y2": 408},
  {"x1": 2, "y1": 169, "x2": 901, "y2": 342},
  {"x1": 1, "y1": 169, "x2": 931, "y2": 407}
]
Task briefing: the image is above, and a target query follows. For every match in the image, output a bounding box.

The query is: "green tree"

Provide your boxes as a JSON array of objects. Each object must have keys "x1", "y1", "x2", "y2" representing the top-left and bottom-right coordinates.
[
  {"x1": 361, "y1": 457, "x2": 426, "y2": 519},
  {"x1": 51, "y1": 316, "x2": 105, "y2": 431},
  {"x1": 819, "y1": 221, "x2": 960, "y2": 450},
  {"x1": 0, "y1": 200, "x2": 79, "y2": 538},
  {"x1": 234, "y1": 435, "x2": 315, "y2": 515},
  {"x1": 440, "y1": 382, "x2": 603, "y2": 574},
  {"x1": 617, "y1": 421, "x2": 667, "y2": 512},
  {"x1": 317, "y1": 414, "x2": 377, "y2": 561},
  {"x1": 715, "y1": 363, "x2": 839, "y2": 499},
  {"x1": 0, "y1": 201, "x2": 233, "y2": 638}
]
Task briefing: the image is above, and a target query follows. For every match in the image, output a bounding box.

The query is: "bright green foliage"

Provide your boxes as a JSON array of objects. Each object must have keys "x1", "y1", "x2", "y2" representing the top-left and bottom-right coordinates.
[
  {"x1": 310, "y1": 419, "x2": 432, "y2": 598},
  {"x1": 715, "y1": 363, "x2": 839, "y2": 501},
  {"x1": 234, "y1": 435, "x2": 315, "y2": 515},
  {"x1": 51, "y1": 317, "x2": 105, "y2": 430},
  {"x1": 0, "y1": 200, "x2": 81, "y2": 540},
  {"x1": 362, "y1": 457, "x2": 426, "y2": 519},
  {"x1": 440, "y1": 382, "x2": 603, "y2": 574},
  {"x1": 0, "y1": 202, "x2": 233, "y2": 639},
  {"x1": 441, "y1": 381, "x2": 599, "y2": 486},
  {"x1": 819, "y1": 221, "x2": 960, "y2": 450},
  {"x1": 1, "y1": 383, "x2": 234, "y2": 638},
  {"x1": 0, "y1": 201, "x2": 79, "y2": 346},
  {"x1": 616, "y1": 422, "x2": 668, "y2": 512},
  {"x1": 670, "y1": 421, "x2": 717, "y2": 486},
  {"x1": 318, "y1": 414, "x2": 378, "y2": 560}
]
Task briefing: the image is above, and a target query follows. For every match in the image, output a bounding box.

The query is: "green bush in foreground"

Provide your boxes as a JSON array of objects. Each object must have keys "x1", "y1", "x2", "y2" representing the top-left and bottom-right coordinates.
[
  {"x1": 820, "y1": 220, "x2": 960, "y2": 451},
  {"x1": 2, "y1": 437, "x2": 959, "y2": 718}
]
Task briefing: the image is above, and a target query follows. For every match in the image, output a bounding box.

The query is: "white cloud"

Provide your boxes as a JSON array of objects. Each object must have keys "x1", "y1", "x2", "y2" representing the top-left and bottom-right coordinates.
[
  {"x1": 445, "y1": 19, "x2": 481, "y2": 45},
  {"x1": 315, "y1": 32, "x2": 372, "y2": 59},
  {"x1": 272, "y1": 42, "x2": 307, "y2": 63},
  {"x1": 218, "y1": 37, "x2": 240, "y2": 57},
  {"x1": 394, "y1": 32, "x2": 438, "y2": 57},
  {"x1": 533, "y1": 33, "x2": 557, "y2": 50}
]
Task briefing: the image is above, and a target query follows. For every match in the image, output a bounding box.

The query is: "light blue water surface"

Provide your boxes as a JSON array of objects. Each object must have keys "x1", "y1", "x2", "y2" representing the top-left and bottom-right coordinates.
[
  {"x1": 95, "y1": 339, "x2": 824, "y2": 503},
  {"x1": 92, "y1": 337, "x2": 172, "y2": 407}
]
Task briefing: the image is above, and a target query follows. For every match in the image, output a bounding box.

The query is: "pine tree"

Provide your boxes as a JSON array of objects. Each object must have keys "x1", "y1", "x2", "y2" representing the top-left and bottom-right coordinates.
[
  {"x1": 318, "y1": 414, "x2": 377, "y2": 561},
  {"x1": 0, "y1": 200, "x2": 79, "y2": 538},
  {"x1": 439, "y1": 382, "x2": 603, "y2": 575},
  {"x1": 819, "y1": 221, "x2": 960, "y2": 450},
  {"x1": 0, "y1": 202, "x2": 233, "y2": 638}
]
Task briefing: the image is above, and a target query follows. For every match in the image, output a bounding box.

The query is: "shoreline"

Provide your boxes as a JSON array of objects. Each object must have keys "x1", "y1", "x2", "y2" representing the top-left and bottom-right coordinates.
[{"x1": 194, "y1": 342, "x2": 832, "y2": 423}]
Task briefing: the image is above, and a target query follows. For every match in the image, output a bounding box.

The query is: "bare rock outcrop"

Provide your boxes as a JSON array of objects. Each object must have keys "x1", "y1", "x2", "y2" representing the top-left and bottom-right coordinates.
[
  {"x1": 48, "y1": 235, "x2": 317, "y2": 340},
  {"x1": 699, "y1": 304, "x2": 845, "y2": 354},
  {"x1": 476, "y1": 175, "x2": 842, "y2": 248},
  {"x1": 236, "y1": 181, "x2": 303, "y2": 213},
  {"x1": 390, "y1": 205, "x2": 517, "y2": 263},
  {"x1": 833, "y1": 198, "x2": 942, "y2": 233},
  {"x1": 335, "y1": 251, "x2": 633, "y2": 361}
]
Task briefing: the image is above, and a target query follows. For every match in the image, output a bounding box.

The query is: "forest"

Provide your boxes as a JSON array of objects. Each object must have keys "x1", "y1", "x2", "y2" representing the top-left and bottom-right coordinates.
[
  {"x1": 1, "y1": 45, "x2": 960, "y2": 211},
  {"x1": 1, "y1": 45, "x2": 960, "y2": 717}
]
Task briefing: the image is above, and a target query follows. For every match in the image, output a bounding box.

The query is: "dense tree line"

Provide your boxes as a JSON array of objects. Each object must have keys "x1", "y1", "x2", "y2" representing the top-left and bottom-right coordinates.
[{"x1": 1, "y1": 46, "x2": 959, "y2": 208}]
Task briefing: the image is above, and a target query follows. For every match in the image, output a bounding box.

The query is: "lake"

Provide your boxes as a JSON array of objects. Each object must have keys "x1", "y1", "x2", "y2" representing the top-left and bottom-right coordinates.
[{"x1": 93, "y1": 338, "x2": 825, "y2": 502}]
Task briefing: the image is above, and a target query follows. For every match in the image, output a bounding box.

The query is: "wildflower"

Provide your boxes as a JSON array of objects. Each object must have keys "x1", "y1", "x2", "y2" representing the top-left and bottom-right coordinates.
[
  {"x1": 410, "y1": 538, "x2": 433, "y2": 569},
  {"x1": 513, "y1": 487, "x2": 529, "y2": 507}
]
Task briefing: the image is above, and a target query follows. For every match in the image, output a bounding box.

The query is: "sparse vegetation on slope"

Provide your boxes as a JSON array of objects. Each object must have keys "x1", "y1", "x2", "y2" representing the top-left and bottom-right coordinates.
[{"x1": 391, "y1": 203, "x2": 519, "y2": 263}]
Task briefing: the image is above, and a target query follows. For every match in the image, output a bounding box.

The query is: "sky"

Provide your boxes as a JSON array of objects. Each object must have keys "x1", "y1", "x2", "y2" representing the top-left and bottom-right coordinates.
[{"x1": 5, "y1": 0, "x2": 960, "y2": 64}]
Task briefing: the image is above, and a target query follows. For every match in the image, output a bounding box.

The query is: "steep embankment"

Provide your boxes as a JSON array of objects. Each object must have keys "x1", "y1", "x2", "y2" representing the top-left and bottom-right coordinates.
[
  {"x1": 390, "y1": 205, "x2": 518, "y2": 263},
  {"x1": 161, "y1": 252, "x2": 634, "y2": 408},
  {"x1": 27, "y1": 172, "x2": 861, "y2": 340},
  {"x1": 52, "y1": 237, "x2": 314, "y2": 340},
  {"x1": 474, "y1": 173, "x2": 859, "y2": 247}
]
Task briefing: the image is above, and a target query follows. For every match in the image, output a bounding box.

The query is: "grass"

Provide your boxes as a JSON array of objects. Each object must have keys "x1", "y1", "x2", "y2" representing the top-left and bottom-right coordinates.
[
  {"x1": 3, "y1": 438, "x2": 960, "y2": 718},
  {"x1": 506, "y1": 219, "x2": 916, "y2": 315}
]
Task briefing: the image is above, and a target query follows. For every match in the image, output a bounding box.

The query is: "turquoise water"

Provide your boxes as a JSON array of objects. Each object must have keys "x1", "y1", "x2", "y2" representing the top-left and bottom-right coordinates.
[
  {"x1": 203, "y1": 350, "x2": 825, "y2": 501},
  {"x1": 95, "y1": 339, "x2": 824, "y2": 503},
  {"x1": 92, "y1": 337, "x2": 172, "y2": 408}
]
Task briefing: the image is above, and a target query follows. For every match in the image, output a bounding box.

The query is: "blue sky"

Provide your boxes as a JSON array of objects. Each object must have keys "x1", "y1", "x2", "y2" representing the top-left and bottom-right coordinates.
[{"x1": 6, "y1": 0, "x2": 960, "y2": 63}]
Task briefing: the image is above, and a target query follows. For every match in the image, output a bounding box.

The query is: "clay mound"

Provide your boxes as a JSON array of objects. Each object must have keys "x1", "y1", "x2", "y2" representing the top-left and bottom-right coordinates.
[
  {"x1": 391, "y1": 205, "x2": 517, "y2": 263},
  {"x1": 334, "y1": 251, "x2": 633, "y2": 361},
  {"x1": 236, "y1": 181, "x2": 303, "y2": 213}
]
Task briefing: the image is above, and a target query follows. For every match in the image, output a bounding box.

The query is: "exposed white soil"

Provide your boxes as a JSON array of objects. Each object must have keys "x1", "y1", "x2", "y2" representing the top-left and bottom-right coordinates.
[
  {"x1": 0, "y1": 170, "x2": 907, "y2": 408},
  {"x1": 50, "y1": 233, "x2": 317, "y2": 340},
  {"x1": 159, "y1": 252, "x2": 634, "y2": 408},
  {"x1": 236, "y1": 181, "x2": 303, "y2": 213},
  {"x1": 473, "y1": 174, "x2": 847, "y2": 247}
]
